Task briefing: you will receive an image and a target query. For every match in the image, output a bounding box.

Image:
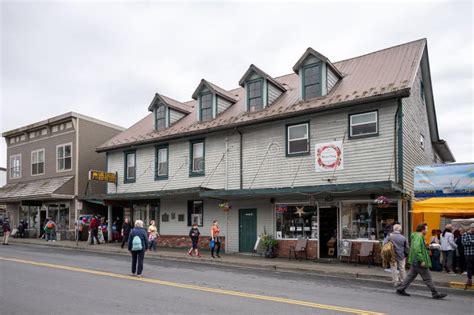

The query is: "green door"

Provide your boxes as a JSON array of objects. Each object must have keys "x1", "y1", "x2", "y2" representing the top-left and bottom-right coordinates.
[{"x1": 239, "y1": 209, "x2": 257, "y2": 252}]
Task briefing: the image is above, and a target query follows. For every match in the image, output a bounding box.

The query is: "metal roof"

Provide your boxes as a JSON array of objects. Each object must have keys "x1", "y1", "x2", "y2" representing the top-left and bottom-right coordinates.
[{"x1": 0, "y1": 176, "x2": 74, "y2": 202}]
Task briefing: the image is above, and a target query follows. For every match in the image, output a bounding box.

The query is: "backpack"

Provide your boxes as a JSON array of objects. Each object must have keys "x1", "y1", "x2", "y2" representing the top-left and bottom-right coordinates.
[
  {"x1": 131, "y1": 235, "x2": 143, "y2": 251},
  {"x1": 46, "y1": 222, "x2": 54, "y2": 229},
  {"x1": 381, "y1": 240, "x2": 395, "y2": 268}
]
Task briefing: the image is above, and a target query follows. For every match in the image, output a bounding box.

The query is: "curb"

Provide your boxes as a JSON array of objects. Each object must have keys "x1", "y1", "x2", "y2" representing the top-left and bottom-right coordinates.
[{"x1": 8, "y1": 240, "x2": 473, "y2": 294}]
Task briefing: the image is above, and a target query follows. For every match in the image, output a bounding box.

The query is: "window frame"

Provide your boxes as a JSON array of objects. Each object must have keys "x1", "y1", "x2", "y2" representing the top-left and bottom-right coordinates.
[
  {"x1": 155, "y1": 104, "x2": 167, "y2": 131},
  {"x1": 187, "y1": 200, "x2": 204, "y2": 227},
  {"x1": 286, "y1": 122, "x2": 310, "y2": 157},
  {"x1": 155, "y1": 144, "x2": 169, "y2": 180},
  {"x1": 247, "y1": 78, "x2": 264, "y2": 112},
  {"x1": 189, "y1": 139, "x2": 205, "y2": 177},
  {"x1": 124, "y1": 150, "x2": 137, "y2": 184},
  {"x1": 199, "y1": 92, "x2": 213, "y2": 122},
  {"x1": 56, "y1": 143, "x2": 73, "y2": 172},
  {"x1": 31, "y1": 148, "x2": 45, "y2": 176},
  {"x1": 348, "y1": 110, "x2": 379, "y2": 139},
  {"x1": 9, "y1": 154, "x2": 22, "y2": 179},
  {"x1": 420, "y1": 134, "x2": 425, "y2": 151},
  {"x1": 302, "y1": 62, "x2": 322, "y2": 100}
]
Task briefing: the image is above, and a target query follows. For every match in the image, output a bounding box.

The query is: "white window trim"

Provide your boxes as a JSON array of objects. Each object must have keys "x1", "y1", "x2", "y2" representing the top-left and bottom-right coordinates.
[
  {"x1": 31, "y1": 148, "x2": 45, "y2": 176},
  {"x1": 157, "y1": 148, "x2": 168, "y2": 176},
  {"x1": 9, "y1": 154, "x2": 22, "y2": 179},
  {"x1": 349, "y1": 111, "x2": 378, "y2": 137},
  {"x1": 56, "y1": 142, "x2": 73, "y2": 172},
  {"x1": 287, "y1": 123, "x2": 309, "y2": 155}
]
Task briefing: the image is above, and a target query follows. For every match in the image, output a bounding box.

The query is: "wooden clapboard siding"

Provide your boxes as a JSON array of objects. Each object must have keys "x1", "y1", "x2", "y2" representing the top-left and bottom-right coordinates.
[
  {"x1": 327, "y1": 67, "x2": 339, "y2": 93},
  {"x1": 217, "y1": 96, "x2": 233, "y2": 114},
  {"x1": 267, "y1": 82, "x2": 283, "y2": 105},
  {"x1": 169, "y1": 109, "x2": 185, "y2": 125}
]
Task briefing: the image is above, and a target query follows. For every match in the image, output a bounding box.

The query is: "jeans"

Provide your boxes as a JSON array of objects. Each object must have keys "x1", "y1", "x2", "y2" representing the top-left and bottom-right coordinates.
[
  {"x1": 466, "y1": 255, "x2": 474, "y2": 280},
  {"x1": 46, "y1": 232, "x2": 54, "y2": 241},
  {"x1": 90, "y1": 229, "x2": 100, "y2": 245},
  {"x1": 431, "y1": 249, "x2": 442, "y2": 271},
  {"x1": 211, "y1": 238, "x2": 221, "y2": 256},
  {"x1": 131, "y1": 250, "x2": 145, "y2": 275},
  {"x1": 121, "y1": 234, "x2": 129, "y2": 248},
  {"x1": 149, "y1": 239, "x2": 157, "y2": 251},
  {"x1": 442, "y1": 250, "x2": 454, "y2": 272},
  {"x1": 398, "y1": 262, "x2": 439, "y2": 296},
  {"x1": 390, "y1": 258, "x2": 406, "y2": 284}
]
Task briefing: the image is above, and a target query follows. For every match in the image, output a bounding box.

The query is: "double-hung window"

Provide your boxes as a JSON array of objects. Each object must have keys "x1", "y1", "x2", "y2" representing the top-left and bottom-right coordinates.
[
  {"x1": 248, "y1": 79, "x2": 263, "y2": 112},
  {"x1": 187, "y1": 200, "x2": 203, "y2": 227},
  {"x1": 57, "y1": 143, "x2": 72, "y2": 172},
  {"x1": 155, "y1": 145, "x2": 169, "y2": 180},
  {"x1": 155, "y1": 105, "x2": 166, "y2": 130},
  {"x1": 31, "y1": 149, "x2": 45, "y2": 175},
  {"x1": 200, "y1": 93, "x2": 213, "y2": 122},
  {"x1": 124, "y1": 151, "x2": 136, "y2": 183},
  {"x1": 349, "y1": 111, "x2": 378, "y2": 138},
  {"x1": 190, "y1": 140, "x2": 205, "y2": 176},
  {"x1": 303, "y1": 63, "x2": 321, "y2": 100},
  {"x1": 9, "y1": 154, "x2": 21, "y2": 179},
  {"x1": 287, "y1": 123, "x2": 310, "y2": 156}
]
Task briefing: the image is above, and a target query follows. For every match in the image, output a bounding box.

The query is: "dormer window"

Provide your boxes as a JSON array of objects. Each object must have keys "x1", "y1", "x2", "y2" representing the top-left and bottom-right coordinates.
[
  {"x1": 302, "y1": 63, "x2": 321, "y2": 100},
  {"x1": 199, "y1": 92, "x2": 213, "y2": 122},
  {"x1": 247, "y1": 79, "x2": 264, "y2": 112},
  {"x1": 155, "y1": 105, "x2": 166, "y2": 130}
]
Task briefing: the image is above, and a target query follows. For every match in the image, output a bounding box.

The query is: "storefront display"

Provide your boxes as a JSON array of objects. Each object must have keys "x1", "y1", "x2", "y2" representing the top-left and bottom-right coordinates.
[{"x1": 276, "y1": 205, "x2": 318, "y2": 239}]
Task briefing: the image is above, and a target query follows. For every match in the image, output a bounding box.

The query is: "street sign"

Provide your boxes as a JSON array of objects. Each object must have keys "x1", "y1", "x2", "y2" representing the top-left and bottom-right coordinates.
[{"x1": 88, "y1": 170, "x2": 117, "y2": 184}]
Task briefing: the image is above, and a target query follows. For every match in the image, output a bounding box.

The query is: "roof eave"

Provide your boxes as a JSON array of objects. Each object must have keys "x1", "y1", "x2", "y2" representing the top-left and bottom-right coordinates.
[{"x1": 433, "y1": 140, "x2": 456, "y2": 163}]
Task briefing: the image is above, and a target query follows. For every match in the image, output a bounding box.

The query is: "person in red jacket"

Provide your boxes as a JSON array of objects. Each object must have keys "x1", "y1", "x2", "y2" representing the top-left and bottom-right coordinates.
[{"x1": 89, "y1": 215, "x2": 100, "y2": 245}]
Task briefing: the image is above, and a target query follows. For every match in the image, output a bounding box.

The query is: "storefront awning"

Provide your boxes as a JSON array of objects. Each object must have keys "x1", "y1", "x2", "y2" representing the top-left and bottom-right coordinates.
[
  {"x1": 84, "y1": 187, "x2": 210, "y2": 202},
  {"x1": 412, "y1": 197, "x2": 474, "y2": 213},
  {"x1": 200, "y1": 181, "x2": 405, "y2": 199},
  {"x1": 0, "y1": 176, "x2": 74, "y2": 203}
]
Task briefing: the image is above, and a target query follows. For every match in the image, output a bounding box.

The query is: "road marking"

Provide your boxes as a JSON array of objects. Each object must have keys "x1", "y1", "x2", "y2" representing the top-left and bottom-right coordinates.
[{"x1": 0, "y1": 256, "x2": 384, "y2": 315}]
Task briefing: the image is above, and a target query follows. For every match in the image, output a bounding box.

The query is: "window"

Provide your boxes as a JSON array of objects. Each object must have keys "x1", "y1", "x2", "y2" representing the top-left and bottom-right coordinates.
[
  {"x1": 124, "y1": 151, "x2": 136, "y2": 183},
  {"x1": 187, "y1": 200, "x2": 203, "y2": 227},
  {"x1": 420, "y1": 134, "x2": 425, "y2": 150},
  {"x1": 190, "y1": 140, "x2": 205, "y2": 176},
  {"x1": 52, "y1": 125, "x2": 59, "y2": 132},
  {"x1": 420, "y1": 80, "x2": 425, "y2": 102},
  {"x1": 9, "y1": 138, "x2": 15, "y2": 144},
  {"x1": 31, "y1": 149, "x2": 45, "y2": 175},
  {"x1": 155, "y1": 105, "x2": 166, "y2": 130},
  {"x1": 200, "y1": 93, "x2": 213, "y2": 122},
  {"x1": 303, "y1": 63, "x2": 321, "y2": 100},
  {"x1": 41, "y1": 128, "x2": 48, "y2": 135},
  {"x1": 276, "y1": 205, "x2": 317, "y2": 239},
  {"x1": 57, "y1": 143, "x2": 72, "y2": 172},
  {"x1": 349, "y1": 111, "x2": 378, "y2": 137},
  {"x1": 247, "y1": 79, "x2": 263, "y2": 112},
  {"x1": 30, "y1": 129, "x2": 47, "y2": 139},
  {"x1": 65, "y1": 121, "x2": 73, "y2": 129},
  {"x1": 155, "y1": 145, "x2": 168, "y2": 180},
  {"x1": 287, "y1": 123, "x2": 309, "y2": 155},
  {"x1": 9, "y1": 154, "x2": 21, "y2": 179},
  {"x1": 341, "y1": 202, "x2": 398, "y2": 240}
]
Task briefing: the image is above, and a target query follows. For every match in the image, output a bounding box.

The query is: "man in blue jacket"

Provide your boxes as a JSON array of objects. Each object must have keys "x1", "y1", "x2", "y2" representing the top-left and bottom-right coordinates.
[{"x1": 128, "y1": 220, "x2": 149, "y2": 278}]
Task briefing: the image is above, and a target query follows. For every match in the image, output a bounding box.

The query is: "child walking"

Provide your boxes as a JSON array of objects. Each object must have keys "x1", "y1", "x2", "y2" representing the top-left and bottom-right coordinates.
[{"x1": 188, "y1": 223, "x2": 201, "y2": 257}]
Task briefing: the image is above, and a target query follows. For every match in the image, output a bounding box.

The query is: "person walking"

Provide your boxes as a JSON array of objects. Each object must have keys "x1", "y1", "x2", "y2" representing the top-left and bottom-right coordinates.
[
  {"x1": 44, "y1": 218, "x2": 56, "y2": 242},
  {"x1": 461, "y1": 223, "x2": 474, "y2": 288},
  {"x1": 440, "y1": 224, "x2": 457, "y2": 273},
  {"x1": 75, "y1": 218, "x2": 85, "y2": 241},
  {"x1": 396, "y1": 223, "x2": 447, "y2": 299},
  {"x1": 128, "y1": 220, "x2": 148, "y2": 278},
  {"x1": 121, "y1": 217, "x2": 132, "y2": 249},
  {"x1": 385, "y1": 224, "x2": 409, "y2": 286},
  {"x1": 38, "y1": 216, "x2": 50, "y2": 239},
  {"x1": 147, "y1": 220, "x2": 158, "y2": 252},
  {"x1": 89, "y1": 215, "x2": 100, "y2": 245},
  {"x1": 429, "y1": 229, "x2": 442, "y2": 272},
  {"x1": 2, "y1": 218, "x2": 11, "y2": 245},
  {"x1": 210, "y1": 220, "x2": 221, "y2": 258},
  {"x1": 188, "y1": 223, "x2": 201, "y2": 257}
]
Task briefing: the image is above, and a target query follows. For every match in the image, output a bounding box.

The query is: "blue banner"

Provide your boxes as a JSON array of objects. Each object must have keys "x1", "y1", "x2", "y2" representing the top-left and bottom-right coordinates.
[{"x1": 414, "y1": 163, "x2": 474, "y2": 198}]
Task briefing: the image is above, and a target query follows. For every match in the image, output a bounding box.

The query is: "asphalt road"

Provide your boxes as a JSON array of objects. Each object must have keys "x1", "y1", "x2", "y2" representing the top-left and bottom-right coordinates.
[{"x1": 0, "y1": 244, "x2": 472, "y2": 315}]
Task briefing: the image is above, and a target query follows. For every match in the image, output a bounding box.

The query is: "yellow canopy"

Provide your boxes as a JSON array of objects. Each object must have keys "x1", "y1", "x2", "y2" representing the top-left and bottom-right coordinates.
[{"x1": 413, "y1": 197, "x2": 474, "y2": 213}]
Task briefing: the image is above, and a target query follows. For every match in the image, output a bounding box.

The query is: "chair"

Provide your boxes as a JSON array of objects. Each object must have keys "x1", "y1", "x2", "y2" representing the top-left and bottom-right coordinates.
[
  {"x1": 289, "y1": 238, "x2": 308, "y2": 261},
  {"x1": 357, "y1": 242, "x2": 374, "y2": 267}
]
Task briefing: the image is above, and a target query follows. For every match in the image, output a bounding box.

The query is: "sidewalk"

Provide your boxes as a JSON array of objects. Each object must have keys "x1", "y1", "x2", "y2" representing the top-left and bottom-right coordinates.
[{"x1": 6, "y1": 238, "x2": 472, "y2": 292}]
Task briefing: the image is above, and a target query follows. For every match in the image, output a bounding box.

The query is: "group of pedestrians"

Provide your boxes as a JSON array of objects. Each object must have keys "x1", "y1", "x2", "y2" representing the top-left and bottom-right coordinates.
[
  {"x1": 386, "y1": 222, "x2": 474, "y2": 299},
  {"x1": 187, "y1": 220, "x2": 221, "y2": 258}
]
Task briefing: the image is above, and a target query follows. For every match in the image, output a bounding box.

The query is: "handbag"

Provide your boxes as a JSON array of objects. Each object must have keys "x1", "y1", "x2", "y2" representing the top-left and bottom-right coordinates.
[{"x1": 210, "y1": 239, "x2": 215, "y2": 249}]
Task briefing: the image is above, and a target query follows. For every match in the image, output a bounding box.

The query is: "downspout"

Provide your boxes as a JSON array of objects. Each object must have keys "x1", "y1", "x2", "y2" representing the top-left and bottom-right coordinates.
[
  {"x1": 394, "y1": 103, "x2": 400, "y2": 184},
  {"x1": 236, "y1": 128, "x2": 243, "y2": 190},
  {"x1": 397, "y1": 98, "x2": 404, "y2": 187}
]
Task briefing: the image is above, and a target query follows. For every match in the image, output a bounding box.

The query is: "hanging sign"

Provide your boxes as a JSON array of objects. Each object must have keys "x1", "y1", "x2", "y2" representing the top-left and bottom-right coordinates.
[
  {"x1": 88, "y1": 170, "x2": 117, "y2": 184},
  {"x1": 315, "y1": 141, "x2": 343, "y2": 172}
]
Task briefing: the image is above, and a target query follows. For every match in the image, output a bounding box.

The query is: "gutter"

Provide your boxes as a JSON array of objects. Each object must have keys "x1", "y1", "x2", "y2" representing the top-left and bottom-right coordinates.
[
  {"x1": 236, "y1": 128, "x2": 243, "y2": 190},
  {"x1": 397, "y1": 98, "x2": 404, "y2": 186},
  {"x1": 96, "y1": 88, "x2": 411, "y2": 153}
]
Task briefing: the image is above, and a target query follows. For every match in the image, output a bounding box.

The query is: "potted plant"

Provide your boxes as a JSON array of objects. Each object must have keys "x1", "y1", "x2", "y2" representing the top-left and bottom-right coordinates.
[
  {"x1": 261, "y1": 233, "x2": 279, "y2": 258},
  {"x1": 218, "y1": 200, "x2": 231, "y2": 212},
  {"x1": 374, "y1": 195, "x2": 390, "y2": 208}
]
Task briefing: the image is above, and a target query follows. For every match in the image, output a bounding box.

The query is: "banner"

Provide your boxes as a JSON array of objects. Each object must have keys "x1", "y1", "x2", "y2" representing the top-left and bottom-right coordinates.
[
  {"x1": 315, "y1": 141, "x2": 343, "y2": 172},
  {"x1": 414, "y1": 163, "x2": 474, "y2": 198}
]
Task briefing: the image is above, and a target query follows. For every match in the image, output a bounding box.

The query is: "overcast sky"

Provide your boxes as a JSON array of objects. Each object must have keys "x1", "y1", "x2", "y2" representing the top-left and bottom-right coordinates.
[{"x1": 0, "y1": 0, "x2": 473, "y2": 186}]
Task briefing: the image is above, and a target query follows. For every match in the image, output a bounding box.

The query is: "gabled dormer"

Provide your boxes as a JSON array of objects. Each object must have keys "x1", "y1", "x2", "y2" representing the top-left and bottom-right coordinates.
[
  {"x1": 148, "y1": 93, "x2": 191, "y2": 131},
  {"x1": 192, "y1": 79, "x2": 238, "y2": 122},
  {"x1": 293, "y1": 48, "x2": 343, "y2": 101},
  {"x1": 239, "y1": 64, "x2": 286, "y2": 112}
]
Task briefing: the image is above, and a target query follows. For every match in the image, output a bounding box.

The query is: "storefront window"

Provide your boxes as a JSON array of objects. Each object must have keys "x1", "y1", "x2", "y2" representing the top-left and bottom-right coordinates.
[
  {"x1": 341, "y1": 202, "x2": 398, "y2": 240},
  {"x1": 47, "y1": 204, "x2": 69, "y2": 230},
  {"x1": 133, "y1": 204, "x2": 148, "y2": 226},
  {"x1": 276, "y1": 205, "x2": 318, "y2": 239},
  {"x1": 20, "y1": 206, "x2": 39, "y2": 230}
]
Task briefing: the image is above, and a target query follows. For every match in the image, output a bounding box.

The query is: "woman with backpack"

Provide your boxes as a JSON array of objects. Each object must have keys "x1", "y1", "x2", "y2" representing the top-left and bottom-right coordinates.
[{"x1": 128, "y1": 220, "x2": 148, "y2": 278}]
